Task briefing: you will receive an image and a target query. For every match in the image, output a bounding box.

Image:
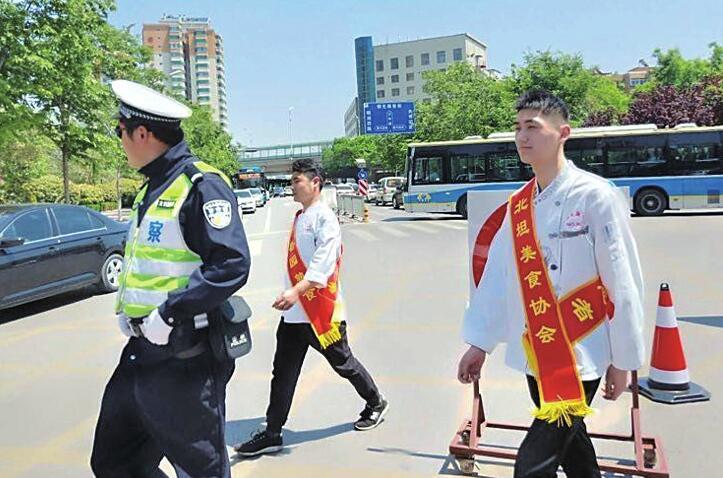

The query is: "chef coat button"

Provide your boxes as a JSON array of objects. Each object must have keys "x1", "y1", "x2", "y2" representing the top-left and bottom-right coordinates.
[
  {"x1": 555, "y1": 201, "x2": 561, "y2": 206},
  {"x1": 550, "y1": 264, "x2": 558, "y2": 271},
  {"x1": 130, "y1": 355, "x2": 136, "y2": 361}
]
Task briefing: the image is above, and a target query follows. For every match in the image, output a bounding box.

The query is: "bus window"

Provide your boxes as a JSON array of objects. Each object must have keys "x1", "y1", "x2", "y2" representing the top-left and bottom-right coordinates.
[
  {"x1": 566, "y1": 138, "x2": 604, "y2": 175},
  {"x1": 451, "y1": 154, "x2": 486, "y2": 183},
  {"x1": 670, "y1": 141, "x2": 721, "y2": 175},
  {"x1": 412, "y1": 156, "x2": 444, "y2": 184},
  {"x1": 605, "y1": 136, "x2": 667, "y2": 178},
  {"x1": 487, "y1": 151, "x2": 522, "y2": 182}
]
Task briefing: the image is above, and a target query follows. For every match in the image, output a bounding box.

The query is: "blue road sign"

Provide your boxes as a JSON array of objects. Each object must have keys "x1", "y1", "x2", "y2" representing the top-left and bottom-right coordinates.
[
  {"x1": 363, "y1": 102, "x2": 415, "y2": 135},
  {"x1": 357, "y1": 169, "x2": 368, "y2": 180}
]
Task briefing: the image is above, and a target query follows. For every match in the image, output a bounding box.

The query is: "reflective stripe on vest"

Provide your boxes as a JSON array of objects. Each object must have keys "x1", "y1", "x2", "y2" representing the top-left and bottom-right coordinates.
[{"x1": 116, "y1": 161, "x2": 231, "y2": 318}]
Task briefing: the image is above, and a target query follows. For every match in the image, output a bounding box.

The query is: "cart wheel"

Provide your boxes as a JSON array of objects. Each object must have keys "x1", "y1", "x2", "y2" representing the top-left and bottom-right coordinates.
[
  {"x1": 456, "y1": 457, "x2": 476, "y2": 475},
  {"x1": 643, "y1": 448, "x2": 657, "y2": 468}
]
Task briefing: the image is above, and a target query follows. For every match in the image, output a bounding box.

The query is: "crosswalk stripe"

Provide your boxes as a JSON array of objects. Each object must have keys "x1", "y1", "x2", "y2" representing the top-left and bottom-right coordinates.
[
  {"x1": 431, "y1": 221, "x2": 467, "y2": 231},
  {"x1": 400, "y1": 222, "x2": 437, "y2": 234},
  {"x1": 344, "y1": 228, "x2": 380, "y2": 241},
  {"x1": 377, "y1": 226, "x2": 409, "y2": 238},
  {"x1": 249, "y1": 239, "x2": 263, "y2": 257}
]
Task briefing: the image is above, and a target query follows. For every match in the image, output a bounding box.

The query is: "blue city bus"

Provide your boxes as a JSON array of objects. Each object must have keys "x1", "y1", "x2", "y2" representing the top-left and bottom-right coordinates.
[
  {"x1": 404, "y1": 124, "x2": 723, "y2": 217},
  {"x1": 236, "y1": 167, "x2": 267, "y2": 190}
]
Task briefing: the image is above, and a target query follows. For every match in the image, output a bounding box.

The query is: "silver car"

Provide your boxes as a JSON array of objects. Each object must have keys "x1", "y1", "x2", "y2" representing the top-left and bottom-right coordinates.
[
  {"x1": 234, "y1": 189, "x2": 257, "y2": 214},
  {"x1": 248, "y1": 188, "x2": 265, "y2": 207}
]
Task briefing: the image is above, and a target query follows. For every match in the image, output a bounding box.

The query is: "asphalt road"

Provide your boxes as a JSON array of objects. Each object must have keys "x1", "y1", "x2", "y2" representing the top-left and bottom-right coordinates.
[{"x1": 1, "y1": 197, "x2": 721, "y2": 477}]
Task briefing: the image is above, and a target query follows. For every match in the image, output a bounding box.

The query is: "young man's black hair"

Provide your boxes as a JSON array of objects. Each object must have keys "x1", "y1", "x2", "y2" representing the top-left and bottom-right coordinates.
[
  {"x1": 515, "y1": 89, "x2": 570, "y2": 122},
  {"x1": 292, "y1": 158, "x2": 325, "y2": 191}
]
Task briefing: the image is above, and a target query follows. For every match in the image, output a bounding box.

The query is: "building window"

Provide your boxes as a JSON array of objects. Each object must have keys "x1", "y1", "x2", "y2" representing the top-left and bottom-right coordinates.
[
  {"x1": 376, "y1": 77, "x2": 385, "y2": 85},
  {"x1": 406, "y1": 55, "x2": 414, "y2": 68},
  {"x1": 391, "y1": 88, "x2": 400, "y2": 97},
  {"x1": 390, "y1": 57, "x2": 399, "y2": 70},
  {"x1": 406, "y1": 72, "x2": 414, "y2": 81},
  {"x1": 453, "y1": 48, "x2": 463, "y2": 61},
  {"x1": 437, "y1": 50, "x2": 446, "y2": 63},
  {"x1": 376, "y1": 60, "x2": 384, "y2": 72},
  {"x1": 377, "y1": 90, "x2": 385, "y2": 98},
  {"x1": 407, "y1": 86, "x2": 415, "y2": 95},
  {"x1": 391, "y1": 74, "x2": 399, "y2": 83},
  {"x1": 421, "y1": 53, "x2": 430, "y2": 65}
]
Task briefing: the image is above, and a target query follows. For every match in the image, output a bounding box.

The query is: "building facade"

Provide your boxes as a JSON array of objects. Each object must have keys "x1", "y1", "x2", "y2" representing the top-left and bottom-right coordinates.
[
  {"x1": 143, "y1": 15, "x2": 228, "y2": 129},
  {"x1": 344, "y1": 97, "x2": 360, "y2": 137},
  {"x1": 350, "y1": 33, "x2": 488, "y2": 134}
]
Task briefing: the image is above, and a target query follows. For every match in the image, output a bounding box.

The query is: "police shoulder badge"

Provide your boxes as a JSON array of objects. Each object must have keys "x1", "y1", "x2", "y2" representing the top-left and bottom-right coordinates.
[{"x1": 203, "y1": 200, "x2": 232, "y2": 229}]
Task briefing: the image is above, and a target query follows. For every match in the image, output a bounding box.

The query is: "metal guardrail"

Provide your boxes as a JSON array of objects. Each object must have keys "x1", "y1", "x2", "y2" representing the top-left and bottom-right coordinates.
[{"x1": 336, "y1": 193, "x2": 366, "y2": 220}]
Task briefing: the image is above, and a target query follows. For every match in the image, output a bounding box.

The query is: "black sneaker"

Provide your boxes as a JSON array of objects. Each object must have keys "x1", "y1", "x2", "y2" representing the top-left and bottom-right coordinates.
[
  {"x1": 233, "y1": 429, "x2": 283, "y2": 457},
  {"x1": 354, "y1": 398, "x2": 389, "y2": 431}
]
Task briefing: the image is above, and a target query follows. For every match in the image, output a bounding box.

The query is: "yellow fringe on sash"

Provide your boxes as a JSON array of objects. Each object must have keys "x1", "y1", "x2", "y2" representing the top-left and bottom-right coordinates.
[
  {"x1": 533, "y1": 400, "x2": 594, "y2": 427},
  {"x1": 316, "y1": 320, "x2": 342, "y2": 349}
]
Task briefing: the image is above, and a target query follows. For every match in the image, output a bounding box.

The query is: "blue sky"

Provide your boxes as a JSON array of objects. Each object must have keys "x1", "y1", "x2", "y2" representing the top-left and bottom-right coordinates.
[{"x1": 109, "y1": 0, "x2": 723, "y2": 146}]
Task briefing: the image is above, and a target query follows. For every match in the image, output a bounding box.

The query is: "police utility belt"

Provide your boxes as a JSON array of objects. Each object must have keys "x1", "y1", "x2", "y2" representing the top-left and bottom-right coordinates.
[{"x1": 131, "y1": 296, "x2": 253, "y2": 362}]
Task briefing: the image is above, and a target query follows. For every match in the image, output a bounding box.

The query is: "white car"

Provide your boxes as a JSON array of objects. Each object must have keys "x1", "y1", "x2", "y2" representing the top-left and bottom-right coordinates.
[
  {"x1": 248, "y1": 188, "x2": 265, "y2": 207},
  {"x1": 334, "y1": 183, "x2": 354, "y2": 195},
  {"x1": 364, "y1": 184, "x2": 379, "y2": 203},
  {"x1": 234, "y1": 189, "x2": 256, "y2": 214},
  {"x1": 376, "y1": 176, "x2": 405, "y2": 205}
]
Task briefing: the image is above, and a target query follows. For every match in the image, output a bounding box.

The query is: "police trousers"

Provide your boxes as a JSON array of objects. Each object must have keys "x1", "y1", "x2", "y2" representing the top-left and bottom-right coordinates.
[
  {"x1": 265, "y1": 319, "x2": 381, "y2": 433},
  {"x1": 514, "y1": 375, "x2": 602, "y2": 478},
  {"x1": 91, "y1": 346, "x2": 234, "y2": 478}
]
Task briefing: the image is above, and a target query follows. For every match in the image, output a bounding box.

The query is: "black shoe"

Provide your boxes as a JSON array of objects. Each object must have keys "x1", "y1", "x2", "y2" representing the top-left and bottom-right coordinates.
[
  {"x1": 233, "y1": 429, "x2": 283, "y2": 457},
  {"x1": 354, "y1": 397, "x2": 389, "y2": 431}
]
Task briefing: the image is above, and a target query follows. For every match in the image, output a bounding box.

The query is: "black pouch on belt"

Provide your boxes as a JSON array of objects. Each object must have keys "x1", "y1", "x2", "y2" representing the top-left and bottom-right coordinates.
[{"x1": 208, "y1": 296, "x2": 253, "y2": 362}]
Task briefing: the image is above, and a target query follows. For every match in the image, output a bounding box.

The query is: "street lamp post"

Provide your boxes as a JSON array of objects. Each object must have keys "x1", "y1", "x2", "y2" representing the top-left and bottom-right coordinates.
[{"x1": 288, "y1": 106, "x2": 294, "y2": 161}]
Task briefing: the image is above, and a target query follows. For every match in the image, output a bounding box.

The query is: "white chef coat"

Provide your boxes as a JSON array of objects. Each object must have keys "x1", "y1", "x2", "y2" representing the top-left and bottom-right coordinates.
[
  {"x1": 283, "y1": 201, "x2": 346, "y2": 324},
  {"x1": 462, "y1": 161, "x2": 646, "y2": 380}
]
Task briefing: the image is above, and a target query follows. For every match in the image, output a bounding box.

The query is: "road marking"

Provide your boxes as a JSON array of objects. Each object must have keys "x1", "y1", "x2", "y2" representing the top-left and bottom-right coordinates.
[
  {"x1": 248, "y1": 239, "x2": 263, "y2": 257},
  {"x1": 344, "y1": 228, "x2": 380, "y2": 242},
  {"x1": 376, "y1": 226, "x2": 409, "y2": 238},
  {"x1": 263, "y1": 204, "x2": 273, "y2": 233},
  {"x1": 430, "y1": 221, "x2": 467, "y2": 231},
  {"x1": 399, "y1": 222, "x2": 437, "y2": 234}
]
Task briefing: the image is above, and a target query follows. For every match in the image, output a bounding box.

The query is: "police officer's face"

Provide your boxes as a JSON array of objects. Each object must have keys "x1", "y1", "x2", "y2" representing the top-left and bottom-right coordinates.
[
  {"x1": 514, "y1": 110, "x2": 570, "y2": 167},
  {"x1": 291, "y1": 172, "x2": 319, "y2": 203},
  {"x1": 117, "y1": 123, "x2": 149, "y2": 169}
]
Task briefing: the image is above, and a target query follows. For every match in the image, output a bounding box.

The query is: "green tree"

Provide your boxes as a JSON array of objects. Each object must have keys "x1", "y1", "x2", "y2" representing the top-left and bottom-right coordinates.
[
  {"x1": 183, "y1": 104, "x2": 240, "y2": 177},
  {"x1": 507, "y1": 50, "x2": 630, "y2": 125},
  {"x1": 415, "y1": 62, "x2": 515, "y2": 141},
  {"x1": 651, "y1": 45, "x2": 722, "y2": 88}
]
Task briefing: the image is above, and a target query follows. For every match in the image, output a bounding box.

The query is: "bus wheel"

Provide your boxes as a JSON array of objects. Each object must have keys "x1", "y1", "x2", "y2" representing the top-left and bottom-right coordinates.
[
  {"x1": 456, "y1": 195, "x2": 468, "y2": 219},
  {"x1": 634, "y1": 188, "x2": 667, "y2": 216}
]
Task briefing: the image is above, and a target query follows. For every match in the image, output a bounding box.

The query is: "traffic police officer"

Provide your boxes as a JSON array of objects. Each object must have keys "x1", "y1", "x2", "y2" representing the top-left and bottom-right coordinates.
[{"x1": 90, "y1": 80, "x2": 251, "y2": 478}]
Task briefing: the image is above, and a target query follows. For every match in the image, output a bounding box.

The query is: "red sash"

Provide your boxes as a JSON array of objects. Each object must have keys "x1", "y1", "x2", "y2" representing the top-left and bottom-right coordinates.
[
  {"x1": 509, "y1": 179, "x2": 612, "y2": 425},
  {"x1": 287, "y1": 210, "x2": 343, "y2": 349}
]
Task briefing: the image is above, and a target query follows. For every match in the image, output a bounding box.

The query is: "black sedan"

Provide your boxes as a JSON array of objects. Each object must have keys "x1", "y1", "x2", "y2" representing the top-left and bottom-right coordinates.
[{"x1": 0, "y1": 204, "x2": 127, "y2": 310}]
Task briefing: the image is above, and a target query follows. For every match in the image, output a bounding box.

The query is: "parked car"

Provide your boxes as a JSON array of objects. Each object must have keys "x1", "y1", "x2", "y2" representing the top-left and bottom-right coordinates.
[
  {"x1": 364, "y1": 184, "x2": 380, "y2": 203},
  {"x1": 248, "y1": 188, "x2": 266, "y2": 207},
  {"x1": 392, "y1": 180, "x2": 407, "y2": 209},
  {"x1": 376, "y1": 176, "x2": 405, "y2": 205},
  {"x1": 334, "y1": 183, "x2": 354, "y2": 195},
  {"x1": 272, "y1": 187, "x2": 284, "y2": 198},
  {"x1": 0, "y1": 204, "x2": 127, "y2": 310},
  {"x1": 283, "y1": 186, "x2": 293, "y2": 196},
  {"x1": 233, "y1": 189, "x2": 257, "y2": 214}
]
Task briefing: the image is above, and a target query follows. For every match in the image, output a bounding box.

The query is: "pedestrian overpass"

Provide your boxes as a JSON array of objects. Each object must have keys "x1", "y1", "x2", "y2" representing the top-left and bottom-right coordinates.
[{"x1": 239, "y1": 140, "x2": 333, "y2": 180}]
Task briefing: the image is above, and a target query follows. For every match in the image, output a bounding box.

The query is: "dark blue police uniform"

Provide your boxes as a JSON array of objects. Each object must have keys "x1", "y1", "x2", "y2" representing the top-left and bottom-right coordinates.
[{"x1": 90, "y1": 140, "x2": 251, "y2": 478}]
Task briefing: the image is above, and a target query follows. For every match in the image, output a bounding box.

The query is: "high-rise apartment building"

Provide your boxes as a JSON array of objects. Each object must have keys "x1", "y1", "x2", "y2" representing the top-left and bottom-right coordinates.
[{"x1": 143, "y1": 15, "x2": 228, "y2": 129}]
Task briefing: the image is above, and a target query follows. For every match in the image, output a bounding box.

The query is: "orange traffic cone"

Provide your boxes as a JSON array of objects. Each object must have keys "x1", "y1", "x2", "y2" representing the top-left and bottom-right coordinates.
[{"x1": 639, "y1": 283, "x2": 711, "y2": 404}]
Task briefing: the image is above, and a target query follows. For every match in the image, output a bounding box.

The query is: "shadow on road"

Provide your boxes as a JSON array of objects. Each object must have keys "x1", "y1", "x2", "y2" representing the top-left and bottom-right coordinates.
[
  {"x1": 678, "y1": 315, "x2": 723, "y2": 329},
  {"x1": 226, "y1": 416, "x2": 354, "y2": 462},
  {"x1": 0, "y1": 287, "x2": 103, "y2": 325}
]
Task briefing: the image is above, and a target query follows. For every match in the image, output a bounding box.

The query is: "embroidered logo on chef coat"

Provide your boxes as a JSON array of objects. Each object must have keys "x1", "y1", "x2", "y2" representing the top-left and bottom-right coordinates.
[
  {"x1": 203, "y1": 200, "x2": 232, "y2": 229},
  {"x1": 563, "y1": 210, "x2": 586, "y2": 230}
]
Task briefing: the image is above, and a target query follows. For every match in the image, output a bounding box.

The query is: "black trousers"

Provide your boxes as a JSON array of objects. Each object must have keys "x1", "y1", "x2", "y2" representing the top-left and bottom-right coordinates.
[
  {"x1": 265, "y1": 320, "x2": 380, "y2": 433},
  {"x1": 514, "y1": 375, "x2": 602, "y2": 478},
  {"x1": 91, "y1": 346, "x2": 235, "y2": 478}
]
